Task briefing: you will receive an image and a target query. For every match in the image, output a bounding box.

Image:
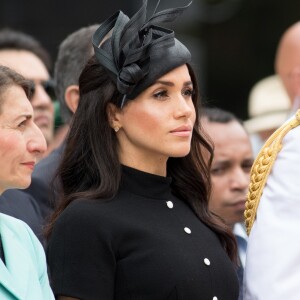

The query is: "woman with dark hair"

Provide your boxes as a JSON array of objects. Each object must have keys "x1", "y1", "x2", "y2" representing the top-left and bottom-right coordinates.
[
  {"x1": 0, "y1": 65, "x2": 54, "y2": 299},
  {"x1": 46, "y1": 1, "x2": 239, "y2": 299}
]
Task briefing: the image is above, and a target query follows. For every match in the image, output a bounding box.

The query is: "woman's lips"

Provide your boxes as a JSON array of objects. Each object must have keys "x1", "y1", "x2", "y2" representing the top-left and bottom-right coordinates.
[
  {"x1": 170, "y1": 125, "x2": 192, "y2": 137},
  {"x1": 21, "y1": 162, "x2": 35, "y2": 170}
]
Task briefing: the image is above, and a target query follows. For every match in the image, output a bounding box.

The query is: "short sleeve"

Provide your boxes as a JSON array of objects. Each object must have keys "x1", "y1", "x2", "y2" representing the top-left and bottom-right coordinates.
[{"x1": 46, "y1": 201, "x2": 116, "y2": 300}]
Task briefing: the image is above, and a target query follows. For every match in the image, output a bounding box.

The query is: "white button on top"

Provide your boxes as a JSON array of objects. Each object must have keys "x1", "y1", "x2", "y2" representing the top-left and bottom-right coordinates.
[
  {"x1": 184, "y1": 227, "x2": 191, "y2": 234},
  {"x1": 166, "y1": 201, "x2": 173, "y2": 209},
  {"x1": 212, "y1": 297, "x2": 218, "y2": 300},
  {"x1": 204, "y1": 258, "x2": 210, "y2": 266}
]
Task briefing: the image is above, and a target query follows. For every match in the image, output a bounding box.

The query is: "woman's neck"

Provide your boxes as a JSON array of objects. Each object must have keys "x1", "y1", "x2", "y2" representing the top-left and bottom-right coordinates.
[{"x1": 119, "y1": 154, "x2": 168, "y2": 177}]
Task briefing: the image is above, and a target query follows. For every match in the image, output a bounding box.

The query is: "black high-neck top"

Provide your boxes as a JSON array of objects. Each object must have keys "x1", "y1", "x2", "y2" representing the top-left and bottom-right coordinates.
[
  {"x1": 47, "y1": 166, "x2": 239, "y2": 300},
  {"x1": 120, "y1": 165, "x2": 173, "y2": 199}
]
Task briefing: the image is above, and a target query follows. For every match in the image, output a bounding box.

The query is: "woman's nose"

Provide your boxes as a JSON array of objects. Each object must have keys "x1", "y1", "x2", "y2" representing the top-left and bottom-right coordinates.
[
  {"x1": 27, "y1": 123, "x2": 47, "y2": 155},
  {"x1": 174, "y1": 95, "x2": 195, "y2": 119}
]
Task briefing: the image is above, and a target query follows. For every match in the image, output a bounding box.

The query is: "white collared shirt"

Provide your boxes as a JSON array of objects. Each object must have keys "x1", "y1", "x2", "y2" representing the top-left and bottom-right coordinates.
[{"x1": 233, "y1": 222, "x2": 248, "y2": 269}]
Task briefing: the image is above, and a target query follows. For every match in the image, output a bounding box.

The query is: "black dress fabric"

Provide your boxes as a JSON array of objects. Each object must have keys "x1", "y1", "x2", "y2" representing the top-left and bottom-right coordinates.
[{"x1": 47, "y1": 166, "x2": 239, "y2": 300}]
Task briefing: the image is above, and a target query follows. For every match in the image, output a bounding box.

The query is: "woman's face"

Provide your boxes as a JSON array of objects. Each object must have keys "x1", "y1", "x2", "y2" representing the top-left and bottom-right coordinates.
[
  {"x1": 0, "y1": 85, "x2": 47, "y2": 194},
  {"x1": 113, "y1": 64, "x2": 196, "y2": 170}
]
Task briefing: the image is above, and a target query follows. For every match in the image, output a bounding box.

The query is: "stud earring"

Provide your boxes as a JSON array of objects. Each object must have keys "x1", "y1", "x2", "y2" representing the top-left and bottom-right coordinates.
[{"x1": 114, "y1": 127, "x2": 119, "y2": 132}]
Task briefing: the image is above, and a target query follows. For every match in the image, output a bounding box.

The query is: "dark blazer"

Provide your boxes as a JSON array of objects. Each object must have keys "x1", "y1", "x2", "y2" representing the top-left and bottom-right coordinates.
[
  {"x1": 0, "y1": 144, "x2": 64, "y2": 242},
  {"x1": 24, "y1": 144, "x2": 64, "y2": 219}
]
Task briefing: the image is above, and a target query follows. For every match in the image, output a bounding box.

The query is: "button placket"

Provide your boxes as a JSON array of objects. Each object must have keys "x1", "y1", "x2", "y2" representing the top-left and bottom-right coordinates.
[
  {"x1": 166, "y1": 201, "x2": 173, "y2": 209},
  {"x1": 184, "y1": 227, "x2": 191, "y2": 234},
  {"x1": 204, "y1": 258, "x2": 210, "y2": 266},
  {"x1": 165, "y1": 200, "x2": 192, "y2": 236}
]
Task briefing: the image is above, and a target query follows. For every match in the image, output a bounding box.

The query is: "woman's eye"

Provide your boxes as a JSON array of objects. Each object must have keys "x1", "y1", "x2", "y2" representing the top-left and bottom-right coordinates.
[
  {"x1": 182, "y1": 88, "x2": 194, "y2": 97},
  {"x1": 18, "y1": 120, "x2": 26, "y2": 129},
  {"x1": 153, "y1": 90, "x2": 168, "y2": 99}
]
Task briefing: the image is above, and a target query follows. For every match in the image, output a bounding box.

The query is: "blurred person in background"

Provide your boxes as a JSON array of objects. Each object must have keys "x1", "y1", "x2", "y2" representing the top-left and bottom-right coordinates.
[
  {"x1": 244, "y1": 21, "x2": 300, "y2": 299},
  {"x1": 0, "y1": 65, "x2": 54, "y2": 299},
  {"x1": 244, "y1": 102, "x2": 300, "y2": 300},
  {"x1": 276, "y1": 21, "x2": 300, "y2": 112},
  {"x1": 0, "y1": 28, "x2": 55, "y2": 152},
  {"x1": 0, "y1": 25, "x2": 97, "y2": 243},
  {"x1": 202, "y1": 107, "x2": 254, "y2": 300},
  {"x1": 44, "y1": 24, "x2": 99, "y2": 156},
  {"x1": 244, "y1": 75, "x2": 291, "y2": 155},
  {"x1": 26, "y1": 24, "x2": 98, "y2": 220}
]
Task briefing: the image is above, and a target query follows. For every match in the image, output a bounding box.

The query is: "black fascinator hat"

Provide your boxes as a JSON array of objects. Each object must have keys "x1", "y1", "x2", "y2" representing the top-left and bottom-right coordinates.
[{"x1": 92, "y1": 0, "x2": 192, "y2": 107}]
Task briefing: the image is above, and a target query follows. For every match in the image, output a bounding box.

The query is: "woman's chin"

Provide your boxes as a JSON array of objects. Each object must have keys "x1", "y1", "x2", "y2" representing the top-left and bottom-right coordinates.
[
  {"x1": 12, "y1": 178, "x2": 31, "y2": 191},
  {"x1": 170, "y1": 147, "x2": 191, "y2": 158}
]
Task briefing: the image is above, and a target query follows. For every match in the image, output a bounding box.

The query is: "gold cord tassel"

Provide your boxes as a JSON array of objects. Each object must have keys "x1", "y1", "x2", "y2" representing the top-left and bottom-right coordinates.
[{"x1": 245, "y1": 109, "x2": 300, "y2": 235}]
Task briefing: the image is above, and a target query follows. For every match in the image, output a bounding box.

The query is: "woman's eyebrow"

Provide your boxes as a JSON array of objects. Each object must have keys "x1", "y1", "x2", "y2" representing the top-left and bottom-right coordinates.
[
  {"x1": 154, "y1": 80, "x2": 193, "y2": 87},
  {"x1": 183, "y1": 81, "x2": 193, "y2": 86},
  {"x1": 154, "y1": 80, "x2": 174, "y2": 86},
  {"x1": 12, "y1": 114, "x2": 32, "y2": 122}
]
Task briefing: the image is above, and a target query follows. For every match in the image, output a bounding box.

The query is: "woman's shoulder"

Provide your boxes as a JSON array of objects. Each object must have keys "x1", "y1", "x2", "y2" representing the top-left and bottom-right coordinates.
[
  {"x1": 0, "y1": 213, "x2": 45, "y2": 261},
  {"x1": 65, "y1": 196, "x2": 120, "y2": 215},
  {"x1": 56, "y1": 197, "x2": 123, "y2": 229},
  {"x1": 0, "y1": 213, "x2": 43, "y2": 246},
  {"x1": 0, "y1": 212, "x2": 32, "y2": 235},
  {"x1": 50, "y1": 197, "x2": 126, "y2": 251}
]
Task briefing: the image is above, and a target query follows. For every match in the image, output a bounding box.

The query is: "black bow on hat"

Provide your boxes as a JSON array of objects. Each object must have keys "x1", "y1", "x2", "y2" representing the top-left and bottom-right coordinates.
[{"x1": 92, "y1": 0, "x2": 192, "y2": 107}]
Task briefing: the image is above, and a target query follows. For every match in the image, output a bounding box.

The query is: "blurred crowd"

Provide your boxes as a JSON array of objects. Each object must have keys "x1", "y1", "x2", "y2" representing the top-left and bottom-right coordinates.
[{"x1": 0, "y1": 1, "x2": 299, "y2": 299}]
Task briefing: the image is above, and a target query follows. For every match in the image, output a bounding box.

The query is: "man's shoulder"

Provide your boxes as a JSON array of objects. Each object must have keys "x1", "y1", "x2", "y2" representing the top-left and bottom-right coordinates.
[{"x1": 32, "y1": 144, "x2": 63, "y2": 180}]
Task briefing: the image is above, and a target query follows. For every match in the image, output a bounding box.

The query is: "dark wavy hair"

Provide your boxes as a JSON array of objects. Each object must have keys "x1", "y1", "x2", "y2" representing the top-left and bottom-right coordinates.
[{"x1": 46, "y1": 55, "x2": 237, "y2": 261}]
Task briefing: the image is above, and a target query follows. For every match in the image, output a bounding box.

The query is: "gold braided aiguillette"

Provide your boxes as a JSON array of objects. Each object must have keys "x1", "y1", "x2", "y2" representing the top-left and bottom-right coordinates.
[{"x1": 245, "y1": 110, "x2": 300, "y2": 235}]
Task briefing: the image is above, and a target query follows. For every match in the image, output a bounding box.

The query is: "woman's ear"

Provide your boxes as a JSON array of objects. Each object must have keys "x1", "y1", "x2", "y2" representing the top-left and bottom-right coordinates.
[
  {"x1": 65, "y1": 85, "x2": 80, "y2": 114},
  {"x1": 106, "y1": 103, "x2": 122, "y2": 130}
]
